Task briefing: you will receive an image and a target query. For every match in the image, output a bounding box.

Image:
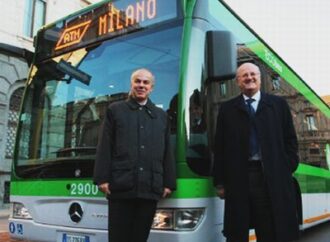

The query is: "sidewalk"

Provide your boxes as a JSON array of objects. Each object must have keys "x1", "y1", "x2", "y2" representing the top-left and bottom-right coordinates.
[{"x1": 0, "y1": 208, "x2": 10, "y2": 219}]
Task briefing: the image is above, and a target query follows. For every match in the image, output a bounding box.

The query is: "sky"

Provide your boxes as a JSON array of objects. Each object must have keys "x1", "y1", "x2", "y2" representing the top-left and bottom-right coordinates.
[{"x1": 224, "y1": 0, "x2": 330, "y2": 97}]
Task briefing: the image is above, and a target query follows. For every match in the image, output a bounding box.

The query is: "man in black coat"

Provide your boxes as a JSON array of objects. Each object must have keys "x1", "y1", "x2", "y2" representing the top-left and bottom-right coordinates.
[
  {"x1": 93, "y1": 68, "x2": 176, "y2": 242},
  {"x1": 213, "y1": 63, "x2": 299, "y2": 242}
]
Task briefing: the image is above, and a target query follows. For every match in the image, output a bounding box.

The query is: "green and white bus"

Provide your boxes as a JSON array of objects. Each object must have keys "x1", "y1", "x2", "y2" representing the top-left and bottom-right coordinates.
[{"x1": 9, "y1": 0, "x2": 330, "y2": 241}]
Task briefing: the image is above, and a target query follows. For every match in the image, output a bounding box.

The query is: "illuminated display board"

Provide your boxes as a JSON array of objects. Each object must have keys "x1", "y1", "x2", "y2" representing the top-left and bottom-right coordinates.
[{"x1": 36, "y1": 0, "x2": 179, "y2": 61}]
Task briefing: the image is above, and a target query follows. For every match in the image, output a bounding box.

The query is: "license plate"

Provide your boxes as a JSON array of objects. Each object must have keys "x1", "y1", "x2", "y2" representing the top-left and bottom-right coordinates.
[{"x1": 62, "y1": 233, "x2": 90, "y2": 242}]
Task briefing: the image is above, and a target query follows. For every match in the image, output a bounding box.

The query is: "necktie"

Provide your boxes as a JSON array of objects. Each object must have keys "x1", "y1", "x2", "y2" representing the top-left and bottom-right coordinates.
[{"x1": 246, "y1": 98, "x2": 259, "y2": 157}]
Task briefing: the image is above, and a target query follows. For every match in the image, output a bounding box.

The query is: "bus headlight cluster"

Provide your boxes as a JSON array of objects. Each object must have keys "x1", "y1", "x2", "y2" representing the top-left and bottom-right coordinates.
[
  {"x1": 152, "y1": 208, "x2": 204, "y2": 231},
  {"x1": 12, "y1": 203, "x2": 32, "y2": 219}
]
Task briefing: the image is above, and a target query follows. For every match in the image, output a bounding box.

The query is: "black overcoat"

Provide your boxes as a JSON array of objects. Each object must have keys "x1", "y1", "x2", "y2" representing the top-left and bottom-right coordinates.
[
  {"x1": 93, "y1": 98, "x2": 176, "y2": 201},
  {"x1": 213, "y1": 92, "x2": 299, "y2": 241}
]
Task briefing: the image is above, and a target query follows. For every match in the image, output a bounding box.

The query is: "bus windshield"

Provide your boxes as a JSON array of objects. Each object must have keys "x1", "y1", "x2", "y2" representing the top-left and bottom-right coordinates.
[{"x1": 15, "y1": 24, "x2": 182, "y2": 179}]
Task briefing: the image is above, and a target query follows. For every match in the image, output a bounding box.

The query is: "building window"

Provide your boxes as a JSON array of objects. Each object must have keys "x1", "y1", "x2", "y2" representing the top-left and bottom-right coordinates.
[
  {"x1": 219, "y1": 82, "x2": 227, "y2": 96},
  {"x1": 5, "y1": 87, "x2": 24, "y2": 159},
  {"x1": 309, "y1": 148, "x2": 320, "y2": 155},
  {"x1": 272, "y1": 76, "x2": 281, "y2": 90},
  {"x1": 23, "y1": 0, "x2": 46, "y2": 38},
  {"x1": 305, "y1": 114, "x2": 317, "y2": 131}
]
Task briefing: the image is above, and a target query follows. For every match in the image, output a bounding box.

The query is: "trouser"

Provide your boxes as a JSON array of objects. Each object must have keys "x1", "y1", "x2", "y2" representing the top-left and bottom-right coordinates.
[
  {"x1": 248, "y1": 162, "x2": 276, "y2": 242},
  {"x1": 108, "y1": 198, "x2": 157, "y2": 242},
  {"x1": 227, "y1": 161, "x2": 276, "y2": 242}
]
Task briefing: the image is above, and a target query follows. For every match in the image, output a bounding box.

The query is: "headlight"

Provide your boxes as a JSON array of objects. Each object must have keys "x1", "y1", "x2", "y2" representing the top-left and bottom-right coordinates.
[
  {"x1": 12, "y1": 203, "x2": 32, "y2": 219},
  {"x1": 152, "y1": 208, "x2": 204, "y2": 231},
  {"x1": 152, "y1": 209, "x2": 174, "y2": 230}
]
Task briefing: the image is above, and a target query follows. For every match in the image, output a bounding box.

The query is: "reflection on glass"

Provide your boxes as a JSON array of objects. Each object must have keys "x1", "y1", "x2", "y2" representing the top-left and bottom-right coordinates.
[
  {"x1": 187, "y1": 89, "x2": 210, "y2": 176},
  {"x1": 16, "y1": 25, "x2": 182, "y2": 178},
  {"x1": 237, "y1": 45, "x2": 330, "y2": 169}
]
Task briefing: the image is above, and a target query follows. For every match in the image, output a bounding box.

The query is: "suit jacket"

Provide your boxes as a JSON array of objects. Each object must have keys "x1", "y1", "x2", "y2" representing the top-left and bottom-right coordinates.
[{"x1": 213, "y1": 92, "x2": 299, "y2": 241}]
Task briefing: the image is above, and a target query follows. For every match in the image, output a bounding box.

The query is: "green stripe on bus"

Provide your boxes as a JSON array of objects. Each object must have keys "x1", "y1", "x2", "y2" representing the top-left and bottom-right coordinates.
[
  {"x1": 295, "y1": 163, "x2": 330, "y2": 179},
  {"x1": 172, "y1": 178, "x2": 215, "y2": 198},
  {"x1": 10, "y1": 164, "x2": 330, "y2": 197},
  {"x1": 295, "y1": 163, "x2": 330, "y2": 193},
  {"x1": 10, "y1": 178, "x2": 215, "y2": 198},
  {"x1": 10, "y1": 180, "x2": 103, "y2": 197}
]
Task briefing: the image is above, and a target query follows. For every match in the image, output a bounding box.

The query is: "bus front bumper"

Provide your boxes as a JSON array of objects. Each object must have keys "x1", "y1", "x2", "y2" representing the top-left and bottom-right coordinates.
[{"x1": 8, "y1": 218, "x2": 107, "y2": 242}]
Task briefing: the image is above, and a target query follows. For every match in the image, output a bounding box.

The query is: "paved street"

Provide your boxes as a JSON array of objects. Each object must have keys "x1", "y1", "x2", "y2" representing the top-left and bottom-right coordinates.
[
  {"x1": 0, "y1": 213, "x2": 330, "y2": 242},
  {"x1": 0, "y1": 209, "x2": 9, "y2": 234},
  {"x1": 298, "y1": 222, "x2": 330, "y2": 242},
  {"x1": 0, "y1": 209, "x2": 30, "y2": 242},
  {"x1": 0, "y1": 232, "x2": 29, "y2": 242},
  {"x1": 0, "y1": 220, "x2": 29, "y2": 242}
]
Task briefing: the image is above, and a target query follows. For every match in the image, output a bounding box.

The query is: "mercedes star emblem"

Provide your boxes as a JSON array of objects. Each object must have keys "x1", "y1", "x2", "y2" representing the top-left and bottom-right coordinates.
[{"x1": 69, "y1": 202, "x2": 83, "y2": 223}]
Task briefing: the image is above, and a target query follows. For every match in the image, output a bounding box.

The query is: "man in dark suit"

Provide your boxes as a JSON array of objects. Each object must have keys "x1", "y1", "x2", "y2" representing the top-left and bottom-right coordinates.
[
  {"x1": 93, "y1": 68, "x2": 176, "y2": 242},
  {"x1": 213, "y1": 63, "x2": 299, "y2": 242}
]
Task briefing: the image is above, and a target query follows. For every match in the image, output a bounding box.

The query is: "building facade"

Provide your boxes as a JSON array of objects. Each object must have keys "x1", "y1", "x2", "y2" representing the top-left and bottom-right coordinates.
[
  {"x1": 0, "y1": 0, "x2": 96, "y2": 208},
  {"x1": 322, "y1": 95, "x2": 330, "y2": 107}
]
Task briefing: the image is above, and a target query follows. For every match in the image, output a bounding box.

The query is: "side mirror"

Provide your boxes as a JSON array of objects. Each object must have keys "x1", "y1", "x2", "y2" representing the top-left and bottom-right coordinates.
[
  {"x1": 205, "y1": 31, "x2": 237, "y2": 81},
  {"x1": 57, "y1": 59, "x2": 91, "y2": 85}
]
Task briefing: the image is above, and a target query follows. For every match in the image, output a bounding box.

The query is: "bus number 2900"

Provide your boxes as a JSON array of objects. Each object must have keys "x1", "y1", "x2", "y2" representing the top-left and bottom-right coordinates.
[{"x1": 70, "y1": 183, "x2": 99, "y2": 196}]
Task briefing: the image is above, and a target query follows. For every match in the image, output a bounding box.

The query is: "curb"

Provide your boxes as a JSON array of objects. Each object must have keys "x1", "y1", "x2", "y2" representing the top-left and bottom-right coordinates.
[
  {"x1": 0, "y1": 209, "x2": 10, "y2": 219},
  {"x1": 0, "y1": 214, "x2": 9, "y2": 219}
]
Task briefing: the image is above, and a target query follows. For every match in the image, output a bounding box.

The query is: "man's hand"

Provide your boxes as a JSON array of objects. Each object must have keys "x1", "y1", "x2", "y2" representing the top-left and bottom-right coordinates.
[
  {"x1": 98, "y1": 182, "x2": 111, "y2": 195},
  {"x1": 162, "y1": 187, "x2": 172, "y2": 198},
  {"x1": 216, "y1": 186, "x2": 225, "y2": 199}
]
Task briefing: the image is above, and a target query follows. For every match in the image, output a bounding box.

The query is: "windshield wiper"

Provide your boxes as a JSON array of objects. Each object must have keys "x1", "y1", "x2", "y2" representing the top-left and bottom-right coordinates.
[
  {"x1": 16, "y1": 155, "x2": 95, "y2": 178},
  {"x1": 55, "y1": 146, "x2": 96, "y2": 157}
]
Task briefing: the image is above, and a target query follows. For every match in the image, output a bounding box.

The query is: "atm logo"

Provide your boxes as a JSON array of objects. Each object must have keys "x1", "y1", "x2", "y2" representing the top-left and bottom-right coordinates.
[{"x1": 55, "y1": 20, "x2": 91, "y2": 51}]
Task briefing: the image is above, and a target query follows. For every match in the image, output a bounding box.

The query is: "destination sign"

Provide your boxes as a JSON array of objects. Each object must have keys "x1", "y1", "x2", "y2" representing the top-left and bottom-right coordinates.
[
  {"x1": 36, "y1": 0, "x2": 178, "y2": 60},
  {"x1": 98, "y1": 0, "x2": 157, "y2": 37}
]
